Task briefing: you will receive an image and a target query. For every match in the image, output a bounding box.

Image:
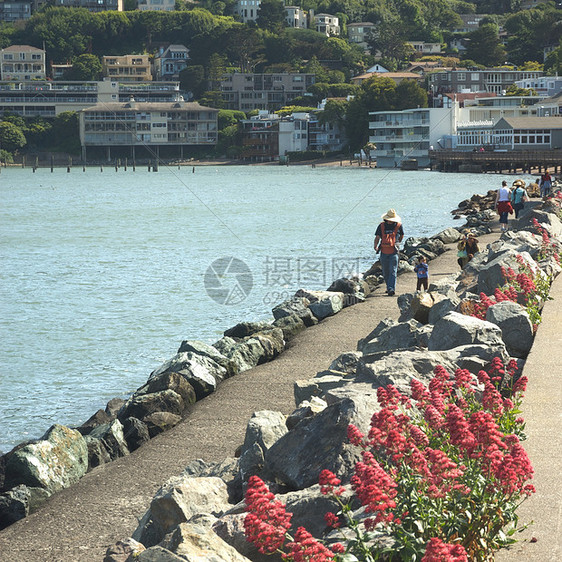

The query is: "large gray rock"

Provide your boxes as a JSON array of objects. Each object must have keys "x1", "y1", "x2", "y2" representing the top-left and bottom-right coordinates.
[
  {"x1": 118, "y1": 389, "x2": 186, "y2": 422},
  {"x1": 516, "y1": 209, "x2": 562, "y2": 239},
  {"x1": 428, "y1": 273, "x2": 460, "y2": 296},
  {"x1": 263, "y1": 399, "x2": 361, "y2": 489},
  {"x1": 160, "y1": 521, "x2": 251, "y2": 561},
  {"x1": 85, "y1": 435, "x2": 112, "y2": 469},
  {"x1": 133, "y1": 476, "x2": 231, "y2": 547},
  {"x1": 0, "y1": 485, "x2": 50, "y2": 529},
  {"x1": 122, "y1": 417, "x2": 151, "y2": 452},
  {"x1": 134, "y1": 546, "x2": 184, "y2": 561},
  {"x1": 213, "y1": 329, "x2": 285, "y2": 373},
  {"x1": 485, "y1": 301, "x2": 534, "y2": 358},
  {"x1": 143, "y1": 412, "x2": 182, "y2": 438},
  {"x1": 431, "y1": 227, "x2": 463, "y2": 244},
  {"x1": 4, "y1": 424, "x2": 88, "y2": 494},
  {"x1": 272, "y1": 296, "x2": 317, "y2": 327},
  {"x1": 89, "y1": 419, "x2": 129, "y2": 461},
  {"x1": 223, "y1": 321, "x2": 273, "y2": 338},
  {"x1": 477, "y1": 250, "x2": 537, "y2": 295},
  {"x1": 294, "y1": 289, "x2": 345, "y2": 320},
  {"x1": 410, "y1": 292, "x2": 435, "y2": 324},
  {"x1": 103, "y1": 538, "x2": 145, "y2": 562},
  {"x1": 241, "y1": 410, "x2": 288, "y2": 457},
  {"x1": 360, "y1": 318, "x2": 425, "y2": 355},
  {"x1": 428, "y1": 312, "x2": 504, "y2": 351},
  {"x1": 150, "y1": 352, "x2": 227, "y2": 400},
  {"x1": 177, "y1": 340, "x2": 239, "y2": 378},
  {"x1": 137, "y1": 371, "x2": 197, "y2": 406},
  {"x1": 272, "y1": 313, "x2": 307, "y2": 341},
  {"x1": 428, "y1": 294, "x2": 461, "y2": 325}
]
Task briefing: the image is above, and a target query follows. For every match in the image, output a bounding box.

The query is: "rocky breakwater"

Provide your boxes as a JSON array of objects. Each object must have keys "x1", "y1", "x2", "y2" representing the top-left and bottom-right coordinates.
[{"x1": 95, "y1": 200, "x2": 562, "y2": 560}]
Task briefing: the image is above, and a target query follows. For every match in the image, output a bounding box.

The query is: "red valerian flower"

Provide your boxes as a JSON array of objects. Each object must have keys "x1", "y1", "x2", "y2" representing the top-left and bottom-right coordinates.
[
  {"x1": 422, "y1": 538, "x2": 468, "y2": 561},
  {"x1": 319, "y1": 469, "x2": 344, "y2": 496},
  {"x1": 283, "y1": 526, "x2": 335, "y2": 561},
  {"x1": 244, "y1": 476, "x2": 292, "y2": 554}
]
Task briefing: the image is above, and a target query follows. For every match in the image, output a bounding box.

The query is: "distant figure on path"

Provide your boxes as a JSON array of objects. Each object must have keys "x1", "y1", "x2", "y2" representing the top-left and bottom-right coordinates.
[
  {"x1": 465, "y1": 232, "x2": 480, "y2": 263},
  {"x1": 374, "y1": 209, "x2": 404, "y2": 297},
  {"x1": 539, "y1": 171, "x2": 552, "y2": 199},
  {"x1": 414, "y1": 256, "x2": 429, "y2": 291},
  {"x1": 511, "y1": 180, "x2": 529, "y2": 218},
  {"x1": 495, "y1": 180, "x2": 513, "y2": 233}
]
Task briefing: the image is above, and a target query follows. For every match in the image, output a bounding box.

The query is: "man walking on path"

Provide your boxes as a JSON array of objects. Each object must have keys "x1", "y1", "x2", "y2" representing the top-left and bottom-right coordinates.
[{"x1": 374, "y1": 208, "x2": 404, "y2": 296}]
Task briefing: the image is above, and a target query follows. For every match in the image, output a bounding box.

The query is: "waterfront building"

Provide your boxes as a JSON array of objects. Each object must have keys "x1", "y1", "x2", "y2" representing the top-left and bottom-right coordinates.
[
  {"x1": 455, "y1": 116, "x2": 562, "y2": 151},
  {"x1": 239, "y1": 111, "x2": 280, "y2": 162},
  {"x1": 0, "y1": 80, "x2": 182, "y2": 118},
  {"x1": 102, "y1": 55, "x2": 152, "y2": 82},
  {"x1": 369, "y1": 105, "x2": 461, "y2": 168},
  {"x1": 428, "y1": 69, "x2": 544, "y2": 95},
  {"x1": 220, "y1": 72, "x2": 315, "y2": 112},
  {"x1": 79, "y1": 99, "x2": 218, "y2": 161},
  {"x1": 153, "y1": 45, "x2": 190, "y2": 81},
  {"x1": 0, "y1": 45, "x2": 46, "y2": 81},
  {"x1": 533, "y1": 91, "x2": 562, "y2": 117}
]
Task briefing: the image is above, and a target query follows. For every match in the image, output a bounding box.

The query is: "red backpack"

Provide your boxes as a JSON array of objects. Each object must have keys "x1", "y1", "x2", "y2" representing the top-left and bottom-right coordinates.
[{"x1": 380, "y1": 222, "x2": 401, "y2": 254}]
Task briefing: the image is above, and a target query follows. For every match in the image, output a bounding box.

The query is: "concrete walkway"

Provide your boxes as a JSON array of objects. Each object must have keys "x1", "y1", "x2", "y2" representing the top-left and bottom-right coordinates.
[{"x1": 0, "y1": 227, "x2": 560, "y2": 561}]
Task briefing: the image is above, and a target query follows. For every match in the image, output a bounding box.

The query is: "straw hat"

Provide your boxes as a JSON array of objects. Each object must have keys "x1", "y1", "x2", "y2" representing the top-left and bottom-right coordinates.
[{"x1": 381, "y1": 208, "x2": 401, "y2": 222}]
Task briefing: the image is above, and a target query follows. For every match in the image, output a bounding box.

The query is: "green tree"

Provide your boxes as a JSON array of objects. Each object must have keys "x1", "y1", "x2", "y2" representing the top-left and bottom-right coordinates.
[
  {"x1": 345, "y1": 76, "x2": 397, "y2": 150},
  {"x1": 50, "y1": 112, "x2": 80, "y2": 154},
  {"x1": 464, "y1": 23, "x2": 506, "y2": 67},
  {"x1": 367, "y1": 18, "x2": 411, "y2": 64},
  {"x1": 256, "y1": 0, "x2": 286, "y2": 33},
  {"x1": 64, "y1": 54, "x2": 102, "y2": 81},
  {"x1": 179, "y1": 65, "x2": 207, "y2": 99},
  {"x1": 0, "y1": 121, "x2": 26, "y2": 153},
  {"x1": 318, "y1": 98, "x2": 348, "y2": 128},
  {"x1": 394, "y1": 79, "x2": 428, "y2": 110},
  {"x1": 544, "y1": 42, "x2": 562, "y2": 76},
  {"x1": 218, "y1": 109, "x2": 246, "y2": 129}
]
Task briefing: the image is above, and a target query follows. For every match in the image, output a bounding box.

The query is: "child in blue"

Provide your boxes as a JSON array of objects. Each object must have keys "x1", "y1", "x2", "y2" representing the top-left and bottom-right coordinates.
[{"x1": 414, "y1": 256, "x2": 429, "y2": 291}]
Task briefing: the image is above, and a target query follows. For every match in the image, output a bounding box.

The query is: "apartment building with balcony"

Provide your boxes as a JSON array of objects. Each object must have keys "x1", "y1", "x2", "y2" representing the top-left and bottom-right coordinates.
[
  {"x1": 239, "y1": 112, "x2": 280, "y2": 162},
  {"x1": 369, "y1": 106, "x2": 460, "y2": 168},
  {"x1": 428, "y1": 69, "x2": 544, "y2": 95},
  {"x1": 0, "y1": 45, "x2": 45, "y2": 81},
  {"x1": 79, "y1": 99, "x2": 218, "y2": 161},
  {"x1": 102, "y1": 55, "x2": 152, "y2": 82},
  {"x1": 0, "y1": 79, "x2": 181, "y2": 118},
  {"x1": 220, "y1": 72, "x2": 315, "y2": 112}
]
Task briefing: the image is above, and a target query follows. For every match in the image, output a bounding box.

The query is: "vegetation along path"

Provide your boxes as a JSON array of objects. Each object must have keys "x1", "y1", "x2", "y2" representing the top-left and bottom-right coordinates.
[{"x1": 0, "y1": 225, "x2": 560, "y2": 561}]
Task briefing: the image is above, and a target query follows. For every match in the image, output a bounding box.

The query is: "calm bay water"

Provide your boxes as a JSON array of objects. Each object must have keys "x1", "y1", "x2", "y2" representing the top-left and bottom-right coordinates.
[{"x1": 0, "y1": 165, "x2": 518, "y2": 453}]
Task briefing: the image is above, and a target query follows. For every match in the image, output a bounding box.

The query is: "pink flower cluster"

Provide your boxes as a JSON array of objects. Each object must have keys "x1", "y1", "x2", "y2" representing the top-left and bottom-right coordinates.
[{"x1": 422, "y1": 538, "x2": 468, "y2": 561}]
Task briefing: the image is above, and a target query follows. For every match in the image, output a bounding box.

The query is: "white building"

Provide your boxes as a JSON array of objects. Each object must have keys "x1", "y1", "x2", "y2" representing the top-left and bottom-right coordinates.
[
  {"x1": 285, "y1": 6, "x2": 307, "y2": 28},
  {"x1": 407, "y1": 41, "x2": 442, "y2": 55},
  {"x1": 234, "y1": 0, "x2": 261, "y2": 23},
  {"x1": 347, "y1": 22, "x2": 375, "y2": 49},
  {"x1": 369, "y1": 105, "x2": 461, "y2": 168},
  {"x1": 0, "y1": 45, "x2": 46, "y2": 81},
  {"x1": 79, "y1": 99, "x2": 218, "y2": 160},
  {"x1": 314, "y1": 13, "x2": 340, "y2": 36},
  {"x1": 279, "y1": 113, "x2": 310, "y2": 156}
]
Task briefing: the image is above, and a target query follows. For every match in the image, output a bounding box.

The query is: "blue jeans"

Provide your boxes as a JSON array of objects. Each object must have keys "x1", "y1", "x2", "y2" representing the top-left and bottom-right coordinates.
[{"x1": 380, "y1": 252, "x2": 399, "y2": 292}]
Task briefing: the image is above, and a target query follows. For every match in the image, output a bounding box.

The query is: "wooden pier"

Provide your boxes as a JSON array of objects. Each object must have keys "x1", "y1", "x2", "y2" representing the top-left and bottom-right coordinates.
[{"x1": 429, "y1": 149, "x2": 562, "y2": 174}]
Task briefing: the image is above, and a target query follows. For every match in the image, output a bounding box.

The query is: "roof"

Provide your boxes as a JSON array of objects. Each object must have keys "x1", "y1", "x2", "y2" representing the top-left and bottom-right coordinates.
[
  {"x1": 347, "y1": 22, "x2": 375, "y2": 27},
  {"x1": 81, "y1": 101, "x2": 219, "y2": 113},
  {"x1": 352, "y1": 71, "x2": 423, "y2": 82},
  {"x1": 1, "y1": 45, "x2": 44, "y2": 52},
  {"x1": 443, "y1": 92, "x2": 497, "y2": 102},
  {"x1": 495, "y1": 116, "x2": 562, "y2": 129}
]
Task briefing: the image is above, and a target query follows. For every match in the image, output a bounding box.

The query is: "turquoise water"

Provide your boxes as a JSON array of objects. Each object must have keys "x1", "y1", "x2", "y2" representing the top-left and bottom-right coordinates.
[{"x1": 0, "y1": 165, "x2": 521, "y2": 453}]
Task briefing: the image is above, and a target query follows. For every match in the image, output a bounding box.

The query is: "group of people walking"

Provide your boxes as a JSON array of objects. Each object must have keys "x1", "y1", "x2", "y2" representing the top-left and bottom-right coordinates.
[
  {"x1": 495, "y1": 178, "x2": 531, "y2": 232},
  {"x1": 374, "y1": 170, "x2": 552, "y2": 298}
]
